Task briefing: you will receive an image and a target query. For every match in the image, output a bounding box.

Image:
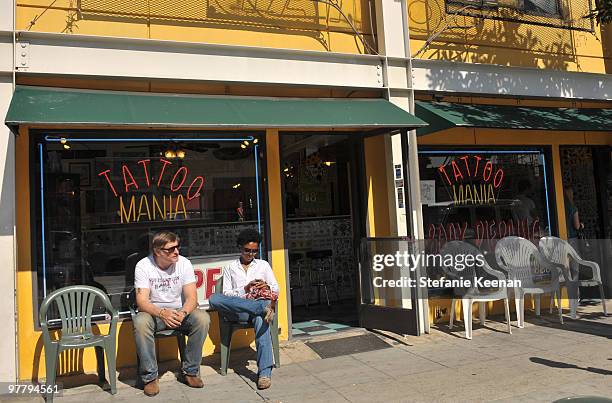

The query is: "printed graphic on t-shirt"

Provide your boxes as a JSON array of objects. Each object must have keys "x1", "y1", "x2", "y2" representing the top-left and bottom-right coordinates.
[{"x1": 150, "y1": 276, "x2": 182, "y2": 293}]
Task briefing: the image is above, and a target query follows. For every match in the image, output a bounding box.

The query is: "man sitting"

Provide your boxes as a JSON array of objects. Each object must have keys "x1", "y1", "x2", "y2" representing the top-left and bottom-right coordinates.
[
  {"x1": 209, "y1": 229, "x2": 279, "y2": 390},
  {"x1": 133, "y1": 231, "x2": 211, "y2": 396}
]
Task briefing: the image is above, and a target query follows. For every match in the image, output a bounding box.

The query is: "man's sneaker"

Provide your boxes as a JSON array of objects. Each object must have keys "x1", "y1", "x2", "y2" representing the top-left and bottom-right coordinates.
[
  {"x1": 143, "y1": 379, "x2": 159, "y2": 397},
  {"x1": 184, "y1": 374, "x2": 204, "y2": 388},
  {"x1": 257, "y1": 376, "x2": 271, "y2": 390}
]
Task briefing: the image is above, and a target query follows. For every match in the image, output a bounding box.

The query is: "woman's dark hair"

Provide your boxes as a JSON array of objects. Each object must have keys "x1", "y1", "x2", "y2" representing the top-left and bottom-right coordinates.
[{"x1": 237, "y1": 229, "x2": 262, "y2": 246}]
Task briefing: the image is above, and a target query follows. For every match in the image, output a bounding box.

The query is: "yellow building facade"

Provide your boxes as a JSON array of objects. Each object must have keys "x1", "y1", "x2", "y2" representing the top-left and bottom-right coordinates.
[{"x1": 0, "y1": 0, "x2": 610, "y2": 384}]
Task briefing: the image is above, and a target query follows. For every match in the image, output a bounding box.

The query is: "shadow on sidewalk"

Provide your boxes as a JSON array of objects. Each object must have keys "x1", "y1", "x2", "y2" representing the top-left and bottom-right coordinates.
[{"x1": 530, "y1": 357, "x2": 612, "y2": 376}]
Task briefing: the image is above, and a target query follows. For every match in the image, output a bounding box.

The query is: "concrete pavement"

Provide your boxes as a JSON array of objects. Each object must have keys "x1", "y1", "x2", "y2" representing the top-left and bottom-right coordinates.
[{"x1": 3, "y1": 300, "x2": 611, "y2": 403}]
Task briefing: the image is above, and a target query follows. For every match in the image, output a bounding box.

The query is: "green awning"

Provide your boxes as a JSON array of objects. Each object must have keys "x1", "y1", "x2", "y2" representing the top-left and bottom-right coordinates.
[
  {"x1": 5, "y1": 86, "x2": 427, "y2": 133},
  {"x1": 416, "y1": 101, "x2": 612, "y2": 136}
]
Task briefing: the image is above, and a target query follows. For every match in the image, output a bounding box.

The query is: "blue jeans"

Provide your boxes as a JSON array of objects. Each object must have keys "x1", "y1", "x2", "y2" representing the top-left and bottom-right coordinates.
[
  {"x1": 133, "y1": 309, "x2": 210, "y2": 383},
  {"x1": 208, "y1": 293, "x2": 273, "y2": 378}
]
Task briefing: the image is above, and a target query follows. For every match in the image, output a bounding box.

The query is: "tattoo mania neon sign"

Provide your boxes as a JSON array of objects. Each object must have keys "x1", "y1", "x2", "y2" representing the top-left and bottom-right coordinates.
[
  {"x1": 438, "y1": 155, "x2": 504, "y2": 206},
  {"x1": 98, "y1": 158, "x2": 205, "y2": 224}
]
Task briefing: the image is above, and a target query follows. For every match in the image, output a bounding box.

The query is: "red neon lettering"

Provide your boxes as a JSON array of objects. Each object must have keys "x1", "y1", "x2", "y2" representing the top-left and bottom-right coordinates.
[
  {"x1": 170, "y1": 166, "x2": 188, "y2": 192},
  {"x1": 459, "y1": 221, "x2": 467, "y2": 240},
  {"x1": 137, "y1": 159, "x2": 151, "y2": 187},
  {"x1": 475, "y1": 221, "x2": 485, "y2": 247},
  {"x1": 438, "y1": 165, "x2": 452, "y2": 186},
  {"x1": 488, "y1": 220, "x2": 497, "y2": 240},
  {"x1": 498, "y1": 220, "x2": 507, "y2": 239},
  {"x1": 493, "y1": 169, "x2": 504, "y2": 188},
  {"x1": 98, "y1": 169, "x2": 118, "y2": 197},
  {"x1": 427, "y1": 224, "x2": 436, "y2": 240},
  {"x1": 157, "y1": 158, "x2": 173, "y2": 187},
  {"x1": 122, "y1": 165, "x2": 139, "y2": 192},
  {"x1": 447, "y1": 223, "x2": 458, "y2": 240},
  {"x1": 187, "y1": 176, "x2": 204, "y2": 200},
  {"x1": 206, "y1": 267, "x2": 222, "y2": 298},
  {"x1": 483, "y1": 161, "x2": 493, "y2": 182},
  {"x1": 473, "y1": 156, "x2": 482, "y2": 177},
  {"x1": 459, "y1": 155, "x2": 471, "y2": 177},
  {"x1": 451, "y1": 161, "x2": 464, "y2": 182}
]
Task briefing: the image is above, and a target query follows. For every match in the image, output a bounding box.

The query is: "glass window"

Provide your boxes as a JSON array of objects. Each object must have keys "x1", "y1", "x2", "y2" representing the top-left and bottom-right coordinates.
[
  {"x1": 419, "y1": 150, "x2": 553, "y2": 291},
  {"x1": 33, "y1": 133, "x2": 265, "y2": 319},
  {"x1": 447, "y1": 0, "x2": 560, "y2": 17}
]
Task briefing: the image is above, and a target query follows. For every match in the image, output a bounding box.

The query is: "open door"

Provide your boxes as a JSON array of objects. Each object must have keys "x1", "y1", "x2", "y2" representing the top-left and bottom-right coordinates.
[{"x1": 358, "y1": 237, "x2": 420, "y2": 336}]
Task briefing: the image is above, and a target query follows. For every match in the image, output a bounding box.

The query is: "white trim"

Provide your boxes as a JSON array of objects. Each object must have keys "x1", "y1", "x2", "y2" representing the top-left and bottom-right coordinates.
[
  {"x1": 412, "y1": 59, "x2": 612, "y2": 101},
  {"x1": 2, "y1": 31, "x2": 609, "y2": 101},
  {"x1": 8, "y1": 31, "x2": 384, "y2": 89}
]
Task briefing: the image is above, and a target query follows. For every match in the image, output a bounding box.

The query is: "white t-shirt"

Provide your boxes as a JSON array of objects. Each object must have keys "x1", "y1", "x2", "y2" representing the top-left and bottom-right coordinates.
[{"x1": 134, "y1": 255, "x2": 196, "y2": 309}]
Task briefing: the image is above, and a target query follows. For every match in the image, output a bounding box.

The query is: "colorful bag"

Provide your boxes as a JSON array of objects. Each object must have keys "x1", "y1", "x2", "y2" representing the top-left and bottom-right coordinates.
[{"x1": 246, "y1": 285, "x2": 278, "y2": 301}]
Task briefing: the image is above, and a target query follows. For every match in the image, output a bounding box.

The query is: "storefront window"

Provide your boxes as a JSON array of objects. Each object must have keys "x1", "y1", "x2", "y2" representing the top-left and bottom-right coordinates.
[
  {"x1": 418, "y1": 150, "x2": 553, "y2": 291},
  {"x1": 33, "y1": 133, "x2": 265, "y2": 319}
]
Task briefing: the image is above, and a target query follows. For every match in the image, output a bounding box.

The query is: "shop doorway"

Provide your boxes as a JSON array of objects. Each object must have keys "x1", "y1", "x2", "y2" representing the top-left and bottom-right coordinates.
[
  {"x1": 560, "y1": 146, "x2": 612, "y2": 297},
  {"x1": 280, "y1": 134, "x2": 361, "y2": 336}
]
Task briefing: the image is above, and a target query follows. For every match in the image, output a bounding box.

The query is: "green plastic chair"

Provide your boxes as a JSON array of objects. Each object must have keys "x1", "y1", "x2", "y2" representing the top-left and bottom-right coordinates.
[
  {"x1": 215, "y1": 277, "x2": 280, "y2": 375},
  {"x1": 39, "y1": 285, "x2": 119, "y2": 402}
]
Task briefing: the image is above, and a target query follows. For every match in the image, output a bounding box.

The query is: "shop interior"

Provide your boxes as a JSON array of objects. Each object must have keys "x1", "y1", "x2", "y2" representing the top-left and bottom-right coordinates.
[{"x1": 280, "y1": 134, "x2": 360, "y2": 336}]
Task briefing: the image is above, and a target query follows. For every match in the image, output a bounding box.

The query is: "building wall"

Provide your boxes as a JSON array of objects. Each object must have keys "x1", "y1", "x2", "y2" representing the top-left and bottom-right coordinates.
[
  {"x1": 15, "y1": 0, "x2": 375, "y2": 54},
  {"x1": 408, "y1": 0, "x2": 609, "y2": 74}
]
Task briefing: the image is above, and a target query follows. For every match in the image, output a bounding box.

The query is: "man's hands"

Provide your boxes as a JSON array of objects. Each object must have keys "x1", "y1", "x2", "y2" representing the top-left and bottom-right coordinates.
[
  {"x1": 244, "y1": 279, "x2": 270, "y2": 293},
  {"x1": 159, "y1": 308, "x2": 184, "y2": 329}
]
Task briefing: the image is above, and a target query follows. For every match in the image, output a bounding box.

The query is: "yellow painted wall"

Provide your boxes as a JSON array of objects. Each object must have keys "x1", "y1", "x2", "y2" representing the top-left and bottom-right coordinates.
[
  {"x1": 265, "y1": 129, "x2": 289, "y2": 340},
  {"x1": 363, "y1": 135, "x2": 391, "y2": 237},
  {"x1": 408, "y1": 0, "x2": 610, "y2": 73},
  {"x1": 16, "y1": 0, "x2": 375, "y2": 53},
  {"x1": 15, "y1": 127, "x2": 287, "y2": 381}
]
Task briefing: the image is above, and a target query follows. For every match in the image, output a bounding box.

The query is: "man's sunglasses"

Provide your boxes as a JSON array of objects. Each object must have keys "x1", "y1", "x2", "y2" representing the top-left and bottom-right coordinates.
[
  {"x1": 160, "y1": 245, "x2": 180, "y2": 253},
  {"x1": 241, "y1": 247, "x2": 258, "y2": 255}
]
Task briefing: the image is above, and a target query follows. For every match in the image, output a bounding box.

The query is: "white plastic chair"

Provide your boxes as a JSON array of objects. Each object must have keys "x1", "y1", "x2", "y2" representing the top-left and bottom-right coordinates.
[
  {"x1": 441, "y1": 241, "x2": 512, "y2": 340},
  {"x1": 538, "y1": 236, "x2": 607, "y2": 319},
  {"x1": 495, "y1": 236, "x2": 563, "y2": 328}
]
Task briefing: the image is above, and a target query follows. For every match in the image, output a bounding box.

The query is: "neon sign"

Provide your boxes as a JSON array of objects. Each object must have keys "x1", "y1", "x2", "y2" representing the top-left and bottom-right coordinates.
[
  {"x1": 438, "y1": 155, "x2": 504, "y2": 206},
  {"x1": 98, "y1": 158, "x2": 205, "y2": 224}
]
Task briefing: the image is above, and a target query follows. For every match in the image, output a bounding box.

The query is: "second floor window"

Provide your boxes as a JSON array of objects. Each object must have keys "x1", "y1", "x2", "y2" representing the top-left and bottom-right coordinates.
[{"x1": 447, "y1": 0, "x2": 560, "y2": 17}]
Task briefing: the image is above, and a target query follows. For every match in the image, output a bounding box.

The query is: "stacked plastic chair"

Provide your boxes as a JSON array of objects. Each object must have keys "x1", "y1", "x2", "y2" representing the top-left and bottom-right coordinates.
[
  {"x1": 538, "y1": 236, "x2": 607, "y2": 319},
  {"x1": 495, "y1": 236, "x2": 563, "y2": 327}
]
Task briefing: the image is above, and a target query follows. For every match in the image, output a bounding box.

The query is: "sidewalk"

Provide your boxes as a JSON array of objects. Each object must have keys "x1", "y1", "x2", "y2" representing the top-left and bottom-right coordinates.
[{"x1": 4, "y1": 301, "x2": 611, "y2": 403}]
